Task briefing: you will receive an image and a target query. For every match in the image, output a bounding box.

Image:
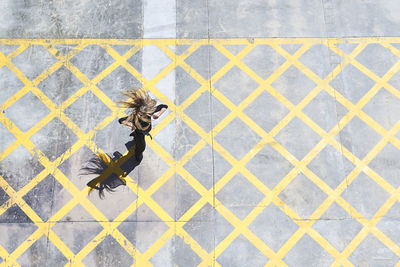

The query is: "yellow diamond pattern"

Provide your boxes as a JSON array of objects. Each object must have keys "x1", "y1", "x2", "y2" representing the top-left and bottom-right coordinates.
[{"x1": 0, "y1": 38, "x2": 400, "y2": 266}]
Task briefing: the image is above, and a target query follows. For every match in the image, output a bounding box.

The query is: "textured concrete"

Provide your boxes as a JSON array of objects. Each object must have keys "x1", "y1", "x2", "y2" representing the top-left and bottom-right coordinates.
[{"x1": 1, "y1": 1, "x2": 400, "y2": 267}]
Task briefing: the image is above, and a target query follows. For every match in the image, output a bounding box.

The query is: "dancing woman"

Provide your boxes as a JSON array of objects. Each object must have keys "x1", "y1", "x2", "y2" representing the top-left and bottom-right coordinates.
[
  {"x1": 83, "y1": 88, "x2": 168, "y2": 198},
  {"x1": 118, "y1": 88, "x2": 168, "y2": 162}
]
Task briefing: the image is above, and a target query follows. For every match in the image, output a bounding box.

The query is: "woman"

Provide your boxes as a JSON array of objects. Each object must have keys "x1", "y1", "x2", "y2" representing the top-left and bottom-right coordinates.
[
  {"x1": 118, "y1": 88, "x2": 168, "y2": 162},
  {"x1": 83, "y1": 88, "x2": 167, "y2": 198}
]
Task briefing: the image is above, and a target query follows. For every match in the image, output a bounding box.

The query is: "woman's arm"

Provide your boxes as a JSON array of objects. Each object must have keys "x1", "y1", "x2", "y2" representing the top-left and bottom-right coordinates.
[
  {"x1": 153, "y1": 104, "x2": 168, "y2": 119},
  {"x1": 119, "y1": 117, "x2": 136, "y2": 131},
  {"x1": 153, "y1": 107, "x2": 167, "y2": 119}
]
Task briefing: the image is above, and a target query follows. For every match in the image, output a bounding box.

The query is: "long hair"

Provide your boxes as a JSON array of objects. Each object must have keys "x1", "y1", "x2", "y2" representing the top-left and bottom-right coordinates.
[
  {"x1": 80, "y1": 152, "x2": 127, "y2": 199},
  {"x1": 119, "y1": 88, "x2": 157, "y2": 131}
]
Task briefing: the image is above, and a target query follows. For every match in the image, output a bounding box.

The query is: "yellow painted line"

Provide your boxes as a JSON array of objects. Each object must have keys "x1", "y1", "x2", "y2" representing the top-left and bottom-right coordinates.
[{"x1": 0, "y1": 39, "x2": 400, "y2": 266}]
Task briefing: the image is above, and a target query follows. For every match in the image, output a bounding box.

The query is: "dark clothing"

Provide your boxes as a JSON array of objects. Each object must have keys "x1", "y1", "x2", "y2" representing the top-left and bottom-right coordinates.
[
  {"x1": 118, "y1": 104, "x2": 168, "y2": 132},
  {"x1": 155, "y1": 104, "x2": 169, "y2": 112},
  {"x1": 118, "y1": 104, "x2": 168, "y2": 161}
]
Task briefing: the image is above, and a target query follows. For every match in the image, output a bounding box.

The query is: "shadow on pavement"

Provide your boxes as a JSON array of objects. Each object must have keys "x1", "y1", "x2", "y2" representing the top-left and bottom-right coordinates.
[{"x1": 80, "y1": 140, "x2": 141, "y2": 199}]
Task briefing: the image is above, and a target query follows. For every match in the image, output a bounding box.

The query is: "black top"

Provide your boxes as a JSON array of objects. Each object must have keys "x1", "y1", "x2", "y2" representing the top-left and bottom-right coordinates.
[{"x1": 118, "y1": 104, "x2": 168, "y2": 132}]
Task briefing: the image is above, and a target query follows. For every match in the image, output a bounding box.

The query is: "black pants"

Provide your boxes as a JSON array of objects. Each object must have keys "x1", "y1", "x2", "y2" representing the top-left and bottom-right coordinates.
[{"x1": 132, "y1": 130, "x2": 146, "y2": 162}]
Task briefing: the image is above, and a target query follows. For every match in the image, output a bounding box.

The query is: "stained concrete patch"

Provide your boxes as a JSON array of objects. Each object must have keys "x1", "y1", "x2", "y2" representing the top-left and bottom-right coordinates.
[
  {"x1": 149, "y1": 237, "x2": 174, "y2": 266},
  {"x1": 349, "y1": 234, "x2": 399, "y2": 266},
  {"x1": 243, "y1": 90, "x2": 290, "y2": 133},
  {"x1": 138, "y1": 146, "x2": 170, "y2": 190},
  {"x1": 215, "y1": 117, "x2": 261, "y2": 160},
  {"x1": 64, "y1": 90, "x2": 112, "y2": 133},
  {"x1": 280, "y1": 44, "x2": 303, "y2": 55},
  {"x1": 184, "y1": 45, "x2": 229, "y2": 80},
  {"x1": 0, "y1": 122, "x2": 15, "y2": 153},
  {"x1": 223, "y1": 45, "x2": 247, "y2": 55},
  {"x1": 58, "y1": 145, "x2": 98, "y2": 190},
  {"x1": 313, "y1": 202, "x2": 363, "y2": 252},
  {"x1": 17, "y1": 236, "x2": 69, "y2": 267},
  {"x1": 0, "y1": 44, "x2": 20, "y2": 56},
  {"x1": 173, "y1": 235, "x2": 203, "y2": 267},
  {"x1": 0, "y1": 66, "x2": 24, "y2": 105},
  {"x1": 283, "y1": 234, "x2": 334, "y2": 266},
  {"x1": 174, "y1": 119, "x2": 202, "y2": 160},
  {"x1": 22, "y1": 174, "x2": 72, "y2": 222},
  {"x1": 216, "y1": 174, "x2": 264, "y2": 220},
  {"x1": 5, "y1": 91, "x2": 50, "y2": 132},
  {"x1": 184, "y1": 90, "x2": 212, "y2": 132},
  {"x1": 184, "y1": 144, "x2": 212, "y2": 190},
  {"x1": 176, "y1": 0, "x2": 208, "y2": 38},
  {"x1": 369, "y1": 143, "x2": 400, "y2": 188},
  {"x1": 11, "y1": 45, "x2": 57, "y2": 80},
  {"x1": 246, "y1": 144, "x2": 293, "y2": 189},
  {"x1": 88, "y1": 185, "x2": 137, "y2": 221},
  {"x1": 362, "y1": 88, "x2": 400, "y2": 130},
  {"x1": 135, "y1": 221, "x2": 169, "y2": 253},
  {"x1": 82, "y1": 235, "x2": 134, "y2": 266},
  {"x1": 249, "y1": 204, "x2": 299, "y2": 252},
  {"x1": 183, "y1": 219, "x2": 215, "y2": 253},
  {"x1": 150, "y1": 177, "x2": 176, "y2": 220},
  {"x1": 51, "y1": 206, "x2": 103, "y2": 254},
  {"x1": 181, "y1": 205, "x2": 215, "y2": 251},
  {"x1": 0, "y1": 205, "x2": 38, "y2": 253},
  {"x1": 176, "y1": 175, "x2": 202, "y2": 220},
  {"x1": 299, "y1": 44, "x2": 341, "y2": 79},
  {"x1": 271, "y1": 66, "x2": 316, "y2": 105},
  {"x1": 329, "y1": 64, "x2": 375, "y2": 104},
  {"x1": 329, "y1": 0, "x2": 400, "y2": 37},
  {"x1": 307, "y1": 144, "x2": 354, "y2": 189},
  {"x1": 0, "y1": 145, "x2": 44, "y2": 191},
  {"x1": 92, "y1": 118, "x2": 132, "y2": 153},
  {"x1": 184, "y1": 142, "x2": 232, "y2": 192},
  {"x1": 174, "y1": 66, "x2": 202, "y2": 105},
  {"x1": 335, "y1": 116, "x2": 381, "y2": 159},
  {"x1": 217, "y1": 234, "x2": 269, "y2": 266},
  {"x1": 302, "y1": 90, "x2": 348, "y2": 132},
  {"x1": 376, "y1": 202, "x2": 400, "y2": 245},
  {"x1": 0, "y1": 222, "x2": 38, "y2": 254},
  {"x1": 278, "y1": 174, "x2": 327, "y2": 219},
  {"x1": 0, "y1": 0, "x2": 143, "y2": 38},
  {"x1": 142, "y1": 45, "x2": 172, "y2": 81},
  {"x1": 38, "y1": 66, "x2": 84, "y2": 106},
  {"x1": 242, "y1": 45, "x2": 286, "y2": 79},
  {"x1": 0, "y1": 186, "x2": 9, "y2": 206},
  {"x1": 214, "y1": 66, "x2": 259, "y2": 106},
  {"x1": 208, "y1": 0, "x2": 326, "y2": 38},
  {"x1": 97, "y1": 66, "x2": 142, "y2": 104},
  {"x1": 70, "y1": 45, "x2": 115, "y2": 80},
  {"x1": 341, "y1": 172, "x2": 390, "y2": 219},
  {"x1": 356, "y1": 44, "x2": 398, "y2": 78},
  {"x1": 30, "y1": 117, "x2": 78, "y2": 161},
  {"x1": 275, "y1": 117, "x2": 321, "y2": 160}
]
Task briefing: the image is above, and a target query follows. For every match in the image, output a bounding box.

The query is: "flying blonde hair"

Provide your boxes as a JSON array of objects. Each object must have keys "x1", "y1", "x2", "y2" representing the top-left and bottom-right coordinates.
[{"x1": 119, "y1": 88, "x2": 157, "y2": 131}]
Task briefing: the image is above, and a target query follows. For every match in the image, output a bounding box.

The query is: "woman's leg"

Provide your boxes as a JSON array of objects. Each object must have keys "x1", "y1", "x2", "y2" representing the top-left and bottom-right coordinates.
[{"x1": 132, "y1": 130, "x2": 146, "y2": 162}]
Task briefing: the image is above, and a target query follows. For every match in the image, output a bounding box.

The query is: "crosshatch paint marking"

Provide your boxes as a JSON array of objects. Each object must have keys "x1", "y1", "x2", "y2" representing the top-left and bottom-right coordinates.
[{"x1": 0, "y1": 38, "x2": 399, "y2": 266}]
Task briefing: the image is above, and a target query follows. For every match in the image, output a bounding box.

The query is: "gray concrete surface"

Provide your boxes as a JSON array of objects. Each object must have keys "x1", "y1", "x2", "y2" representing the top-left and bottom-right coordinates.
[{"x1": 1, "y1": 1, "x2": 400, "y2": 267}]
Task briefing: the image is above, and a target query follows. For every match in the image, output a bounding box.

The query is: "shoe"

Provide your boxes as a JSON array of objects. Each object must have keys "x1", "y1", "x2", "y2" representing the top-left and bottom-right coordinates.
[{"x1": 113, "y1": 151, "x2": 123, "y2": 159}]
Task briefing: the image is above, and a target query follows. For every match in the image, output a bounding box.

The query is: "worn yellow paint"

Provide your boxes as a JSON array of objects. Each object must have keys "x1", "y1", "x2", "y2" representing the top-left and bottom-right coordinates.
[{"x1": 0, "y1": 38, "x2": 399, "y2": 267}]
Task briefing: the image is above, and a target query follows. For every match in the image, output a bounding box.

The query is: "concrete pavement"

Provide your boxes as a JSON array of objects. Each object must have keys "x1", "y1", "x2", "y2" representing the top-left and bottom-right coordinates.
[{"x1": 1, "y1": 1, "x2": 400, "y2": 266}]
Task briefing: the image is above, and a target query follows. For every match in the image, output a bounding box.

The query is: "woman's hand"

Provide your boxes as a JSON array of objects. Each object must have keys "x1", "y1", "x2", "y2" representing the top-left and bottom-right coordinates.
[
  {"x1": 152, "y1": 107, "x2": 167, "y2": 120},
  {"x1": 121, "y1": 119, "x2": 136, "y2": 131}
]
